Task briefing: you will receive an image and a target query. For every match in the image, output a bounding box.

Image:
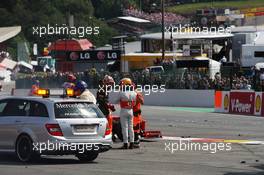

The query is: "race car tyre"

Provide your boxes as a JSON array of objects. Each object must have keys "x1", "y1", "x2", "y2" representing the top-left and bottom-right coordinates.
[
  {"x1": 76, "y1": 152, "x2": 99, "y2": 162},
  {"x1": 15, "y1": 134, "x2": 40, "y2": 162}
]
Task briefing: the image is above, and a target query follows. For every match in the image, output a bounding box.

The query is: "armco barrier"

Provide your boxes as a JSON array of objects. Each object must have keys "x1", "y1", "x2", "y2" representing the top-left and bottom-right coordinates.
[
  {"x1": 11, "y1": 89, "x2": 215, "y2": 107},
  {"x1": 107, "y1": 89, "x2": 215, "y2": 107},
  {"x1": 91, "y1": 89, "x2": 215, "y2": 107},
  {"x1": 215, "y1": 90, "x2": 264, "y2": 116}
]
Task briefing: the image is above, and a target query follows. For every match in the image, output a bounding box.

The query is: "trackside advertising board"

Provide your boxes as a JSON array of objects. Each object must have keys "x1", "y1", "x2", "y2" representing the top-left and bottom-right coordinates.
[
  {"x1": 261, "y1": 93, "x2": 264, "y2": 116},
  {"x1": 229, "y1": 91, "x2": 255, "y2": 115},
  {"x1": 214, "y1": 91, "x2": 230, "y2": 113},
  {"x1": 215, "y1": 91, "x2": 264, "y2": 116},
  {"x1": 255, "y1": 92, "x2": 262, "y2": 116}
]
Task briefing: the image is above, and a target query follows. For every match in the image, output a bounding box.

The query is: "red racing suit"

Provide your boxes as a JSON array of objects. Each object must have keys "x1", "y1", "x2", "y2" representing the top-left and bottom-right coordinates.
[{"x1": 133, "y1": 91, "x2": 144, "y2": 134}]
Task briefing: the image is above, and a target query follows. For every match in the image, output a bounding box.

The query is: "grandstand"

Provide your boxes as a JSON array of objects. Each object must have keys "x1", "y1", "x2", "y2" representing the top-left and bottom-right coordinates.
[{"x1": 168, "y1": 0, "x2": 264, "y2": 15}]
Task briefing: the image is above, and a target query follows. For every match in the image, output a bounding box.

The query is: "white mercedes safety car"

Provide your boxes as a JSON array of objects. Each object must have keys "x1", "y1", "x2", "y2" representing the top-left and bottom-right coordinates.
[{"x1": 0, "y1": 89, "x2": 112, "y2": 162}]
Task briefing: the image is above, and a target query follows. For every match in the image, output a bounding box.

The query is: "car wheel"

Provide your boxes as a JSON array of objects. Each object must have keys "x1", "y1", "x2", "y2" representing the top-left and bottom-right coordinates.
[
  {"x1": 76, "y1": 152, "x2": 99, "y2": 162},
  {"x1": 15, "y1": 134, "x2": 39, "y2": 162}
]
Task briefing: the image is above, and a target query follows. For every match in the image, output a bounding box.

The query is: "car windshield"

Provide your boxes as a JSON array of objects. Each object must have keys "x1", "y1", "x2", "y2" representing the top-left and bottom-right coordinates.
[
  {"x1": 151, "y1": 67, "x2": 163, "y2": 72},
  {"x1": 54, "y1": 102, "x2": 104, "y2": 119}
]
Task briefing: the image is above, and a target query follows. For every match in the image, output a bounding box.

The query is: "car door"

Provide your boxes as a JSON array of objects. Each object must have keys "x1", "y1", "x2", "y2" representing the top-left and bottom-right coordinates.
[
  {"x1": 20, "y1": 101, "x2": 50, "y2": 143},
  {"x1": 0, "y1": 99, "x2": 9, "y2": 150},
  {"x1": 0, "y1": 99, "x2": 29, "y2": 150}
]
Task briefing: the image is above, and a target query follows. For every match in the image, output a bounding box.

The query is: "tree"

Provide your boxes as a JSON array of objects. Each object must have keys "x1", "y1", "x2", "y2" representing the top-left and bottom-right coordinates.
[{"x1": 0, "y1": 0, "x2": 117, "y2": 58}]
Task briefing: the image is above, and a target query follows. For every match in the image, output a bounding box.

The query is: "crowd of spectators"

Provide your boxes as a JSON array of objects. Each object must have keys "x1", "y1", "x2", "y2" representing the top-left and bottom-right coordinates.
[
  {"x1": 16, "y1": 68, "x2": 253, "y2": 91},
  {"x1": 212, "y1": 73, "x2": 252, "y2": 90},
  {"x1": 123, "y1": 8, "x2": 186, "y2": 25}
]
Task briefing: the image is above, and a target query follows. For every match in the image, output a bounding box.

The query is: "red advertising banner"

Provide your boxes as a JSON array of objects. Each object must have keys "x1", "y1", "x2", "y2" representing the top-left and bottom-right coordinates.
[
  {"x1": 255, "y1": 11, "x2": 264, "y2": 16},
  {"x1": 261, "y1": 93, "x2": 264, "y2": 116},
  {"x1": 229, "y1": 92, "x2": 255, "y2": 115}
]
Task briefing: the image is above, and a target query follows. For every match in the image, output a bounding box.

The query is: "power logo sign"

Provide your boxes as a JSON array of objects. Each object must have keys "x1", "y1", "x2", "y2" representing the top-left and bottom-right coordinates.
[
  {"x1": 224, "y1": 94, "x2": 229, "y2": 111},
  {"x1": 229, "y1": 92, "x2": 255, "y2": 115},
  {"x1": 222, "y1": 91, "x2": 230, "y2": 113},
  {"x1": 255, "y1": 95, "x2": 261, "y2": 113},
  {"x1": 254, "y1": 92, "x2": 262, "y2": 116}
]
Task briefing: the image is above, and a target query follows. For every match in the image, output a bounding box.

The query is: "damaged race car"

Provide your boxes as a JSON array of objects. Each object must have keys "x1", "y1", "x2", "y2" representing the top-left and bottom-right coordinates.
[{"x1": 110, "y1": 114, "x2": 162, "y2": 142}]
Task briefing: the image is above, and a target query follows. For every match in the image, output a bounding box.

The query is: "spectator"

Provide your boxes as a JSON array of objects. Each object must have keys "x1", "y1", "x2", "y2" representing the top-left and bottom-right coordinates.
[
  {"x1": 15, "y1": 68, "x2": 254, "y2": 91},
  {"x1": 123, "y1": 8, "x2": 186, "y2": 25}
]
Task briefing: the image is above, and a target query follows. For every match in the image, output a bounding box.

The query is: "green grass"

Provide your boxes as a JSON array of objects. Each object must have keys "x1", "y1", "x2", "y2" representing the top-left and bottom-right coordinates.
[
  {"x1": 153, "y1": 106, "x2": 214, "y2": 113},
  {"x1": 167, "y1": 0, "x2": 264, "y2": 15},
  {"x1": 167, "y1": 107, "x2": 214, "y2": 113}
]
